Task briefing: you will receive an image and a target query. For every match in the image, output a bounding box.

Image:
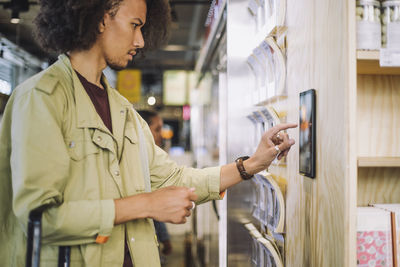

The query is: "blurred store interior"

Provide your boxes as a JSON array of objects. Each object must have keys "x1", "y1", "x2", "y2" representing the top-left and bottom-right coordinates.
[{"x1": 1, "y1": 0, "x2": 400, "y2": 266}]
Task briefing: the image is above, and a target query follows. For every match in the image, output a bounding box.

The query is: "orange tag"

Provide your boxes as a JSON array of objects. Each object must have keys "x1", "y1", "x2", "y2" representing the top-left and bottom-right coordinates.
[{"x1": 95, "y1": 235, "x2": 109, "y2": 244}]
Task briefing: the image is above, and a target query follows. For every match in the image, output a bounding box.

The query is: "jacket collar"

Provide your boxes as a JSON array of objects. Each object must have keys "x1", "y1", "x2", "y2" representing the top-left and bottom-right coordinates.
[
  {"x1": 56, "y1": 54, "x2": 131, "y2": 129},
  {"x1": 56, "y1": 54, "x2": 103, "y2": 130},
  {"x1": 56, "y1": 54, "x2": 133, "y2": 158}
]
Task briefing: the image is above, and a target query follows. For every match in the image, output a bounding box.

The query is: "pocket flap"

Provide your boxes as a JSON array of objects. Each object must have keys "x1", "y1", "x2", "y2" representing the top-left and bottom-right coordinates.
[
  {"x1": 124, "y1": 127, "x2": 138, "y2": 144},
  {"x1": 67, "y1": 140, "x2": 99, "y2": 161}
]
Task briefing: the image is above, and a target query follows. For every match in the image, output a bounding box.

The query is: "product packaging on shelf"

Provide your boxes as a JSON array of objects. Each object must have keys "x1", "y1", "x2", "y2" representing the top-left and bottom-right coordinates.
[
  {"x1": 252, "y1": 174, "x2": 285, "y2": 233},
  {"x1": 382, "y1": 0, "x2": 400, "y2": 48},
  {"x1": 357, "y1": 207, "x2": 393, "y2": 266},
  {"x1": 246, "y1": 36, "x2": 286, "y2": 104},
  {"x1": 356, "y1": 0, "x2": 382, "y2": 50},
  {"x1": 259, "y1": 237, "x2": 284, "y2": 267},
  {"x1": 244, "y1": 224, "x2": 284, "y2": 267},
  {"x1": 247, "y1": 0, "x2": 286, "y2": 36}
]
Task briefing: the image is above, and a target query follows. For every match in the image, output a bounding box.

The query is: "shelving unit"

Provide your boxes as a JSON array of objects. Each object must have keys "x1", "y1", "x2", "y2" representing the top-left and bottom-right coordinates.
[
  {"x1": 269, "y1": 0, "x2": 399, "y2": 266},
  {"x1": 212, "y1": 0, "x2": 400, "y2": 266},
  {"x1": 356, "y1": 47, "x2": 400, "y2": 210},
  {"x1": 354, "y1": 6, "x2": 400, "y2": 267},
  {"x1": 357, "y1": 50, "x2": 400, "y2": 75}
]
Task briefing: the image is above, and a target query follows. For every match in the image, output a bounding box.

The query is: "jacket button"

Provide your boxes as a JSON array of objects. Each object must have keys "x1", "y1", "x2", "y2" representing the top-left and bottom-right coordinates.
[
  {"x1": 131, "y1": 237, "x2": 135, "y2": 242},
  {"x1": 114, "y1": 170, "x2": 120, "y2": 176},
  {"x1": 97, "y1": 136, "x2": 102, "y2": 142},
  {"x1": 69, "y1": 141, "x2": 75, "y2": 148},
  {"x1": 120, "y1": 110, "x2": 125, "y2": 115}
]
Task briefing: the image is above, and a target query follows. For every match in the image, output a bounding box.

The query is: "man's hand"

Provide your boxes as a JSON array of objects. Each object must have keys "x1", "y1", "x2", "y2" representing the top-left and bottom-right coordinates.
[
  {"x1": 114, "y1": 186, "x2": 197, "y2": 225},
  {"x1": 220, "y1": 123, "x2": 297, "y2": 192},
  {"x1": 246, "y1": 123, "x2": 297, "y2": 174},
  {"x1": 147, "y1": 186, "x2": 197, "y2": 224}
]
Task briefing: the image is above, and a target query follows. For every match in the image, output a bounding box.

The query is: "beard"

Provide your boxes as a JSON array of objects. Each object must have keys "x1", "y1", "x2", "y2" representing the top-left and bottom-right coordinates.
[{"x1": 106, "y1": 55, "x2": 131, "y2": 71}]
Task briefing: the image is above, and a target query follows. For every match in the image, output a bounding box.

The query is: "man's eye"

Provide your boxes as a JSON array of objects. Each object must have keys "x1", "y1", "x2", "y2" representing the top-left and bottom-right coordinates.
[{"x1": 132, "y1": 23, "x2": 139, "y2": 29}]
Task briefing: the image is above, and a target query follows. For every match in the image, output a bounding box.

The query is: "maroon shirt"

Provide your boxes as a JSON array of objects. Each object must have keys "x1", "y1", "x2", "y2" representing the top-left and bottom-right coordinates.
[
  {"x1": 76, "y1": 71, "x2": 134, "y2": 267},
  {"x1": 75, "y1": 71, "x2": 113, "y2": 133}
]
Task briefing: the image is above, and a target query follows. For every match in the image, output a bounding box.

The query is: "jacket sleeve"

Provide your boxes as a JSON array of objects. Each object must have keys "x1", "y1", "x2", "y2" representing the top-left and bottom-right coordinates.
[
  {"x1": 10, "y1": 86, "x2": 114, "y2": 246},
  {"x1": 136, "y1": 115, "x2": 223, "y2": 205}
]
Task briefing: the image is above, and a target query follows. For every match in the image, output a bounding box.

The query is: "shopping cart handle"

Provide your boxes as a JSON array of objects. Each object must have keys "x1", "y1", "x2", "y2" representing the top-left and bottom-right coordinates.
[
  {"x1": 26, "y1": 208, "x2": 45, "y2": 267},
  {"x1": 26, "y1": 208, "x2": 71, "y2": 267}
]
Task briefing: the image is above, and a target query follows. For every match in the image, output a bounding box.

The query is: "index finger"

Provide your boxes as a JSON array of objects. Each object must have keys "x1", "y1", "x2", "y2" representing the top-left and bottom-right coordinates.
[{"x1": 268, "y1": 123, "x2": 298, "y2": 136}]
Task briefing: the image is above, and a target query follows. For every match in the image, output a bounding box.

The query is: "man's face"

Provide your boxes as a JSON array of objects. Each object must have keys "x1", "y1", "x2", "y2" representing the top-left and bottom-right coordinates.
[
  {"x1": 99, "y1": 0, "x2": 146, "y2": 70},
  {"x1": 149, "y1": 115, "x2": 163, "y2": 147}
]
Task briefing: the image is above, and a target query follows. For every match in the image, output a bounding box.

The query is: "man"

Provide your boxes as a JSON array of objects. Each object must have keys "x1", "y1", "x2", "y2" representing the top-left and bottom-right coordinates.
[
  {"x1": 0, "y1": 0, "x2": 296, "y2": 266},
  {"x1": 138, "y1": 110, "x2": 164, "y2": 149},
  {"x1": 137, "y1": 110, "x2": 172, "y2": 260}
]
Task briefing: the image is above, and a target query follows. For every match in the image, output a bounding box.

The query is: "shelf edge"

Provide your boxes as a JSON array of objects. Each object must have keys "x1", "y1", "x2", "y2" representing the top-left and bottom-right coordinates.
[{"x1": 357, "y1": 157, "x2": 400, "y2": 167}]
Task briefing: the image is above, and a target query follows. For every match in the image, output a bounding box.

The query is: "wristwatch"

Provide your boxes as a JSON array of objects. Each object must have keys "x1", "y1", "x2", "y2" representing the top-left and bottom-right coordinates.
[{"x1": 235, "y1": 156, "x2": 254, "y2": 180}]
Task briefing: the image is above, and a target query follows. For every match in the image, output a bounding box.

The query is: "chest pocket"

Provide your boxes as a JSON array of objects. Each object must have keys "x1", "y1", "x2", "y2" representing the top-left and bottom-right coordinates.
[
  {"x1": 66, "y1": 139, "x2": 100, "y2": 161},
  {"x1": 124, "y1": 127, "x2": 138, "y2": 145}
]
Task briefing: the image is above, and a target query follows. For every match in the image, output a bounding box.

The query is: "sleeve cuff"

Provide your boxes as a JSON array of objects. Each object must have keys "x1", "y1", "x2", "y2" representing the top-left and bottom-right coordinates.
[
  {"x1": 207, "y1": 166, "x2": 224, "y2": 200},
  {"x1": 96, "y1": 199, "x2": 115, "y2": 243}
]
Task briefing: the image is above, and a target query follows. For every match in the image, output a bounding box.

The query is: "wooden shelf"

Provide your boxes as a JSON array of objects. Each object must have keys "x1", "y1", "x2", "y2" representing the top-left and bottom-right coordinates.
[
  {"x1": 357, "y1": 50, "x2": 400, "y2": 75},
  {"x1": 358, "y1": 157, "x2": 400, "y2": 167}
]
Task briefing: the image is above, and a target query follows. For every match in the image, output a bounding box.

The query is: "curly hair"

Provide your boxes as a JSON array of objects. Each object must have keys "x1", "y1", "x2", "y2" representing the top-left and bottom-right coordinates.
[{"x1": 33, "y1": 0, "x2": 171, "y2": 54}]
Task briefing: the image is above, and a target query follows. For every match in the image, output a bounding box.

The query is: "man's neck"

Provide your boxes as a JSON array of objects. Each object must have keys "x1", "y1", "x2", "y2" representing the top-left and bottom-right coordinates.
[{"x1": 68, "y1": 47, "x2": 106, "y2": 89}]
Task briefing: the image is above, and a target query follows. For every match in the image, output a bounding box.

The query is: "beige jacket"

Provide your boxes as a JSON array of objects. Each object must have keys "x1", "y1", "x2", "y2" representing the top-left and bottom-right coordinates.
[{"x1": 0, "y1": 55, "x2": 222, "y2": 267}]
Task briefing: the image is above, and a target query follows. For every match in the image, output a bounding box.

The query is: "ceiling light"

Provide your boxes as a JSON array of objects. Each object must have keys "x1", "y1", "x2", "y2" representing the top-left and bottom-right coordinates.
[
  {"x1": 10, "y1": 10, "x2": 20, "y2": 24},
  {"x1": 162, "y1": 45, "x2": 189, "y2": 52},
  {"x1": 147, "y1": 96, "x2": 156, "y2": 106}
]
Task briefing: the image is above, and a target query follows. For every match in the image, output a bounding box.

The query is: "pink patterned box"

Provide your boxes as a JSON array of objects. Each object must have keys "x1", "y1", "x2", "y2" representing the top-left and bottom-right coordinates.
[{"x1": 357, "y1": 207, "x2": 393, "y2": 267}]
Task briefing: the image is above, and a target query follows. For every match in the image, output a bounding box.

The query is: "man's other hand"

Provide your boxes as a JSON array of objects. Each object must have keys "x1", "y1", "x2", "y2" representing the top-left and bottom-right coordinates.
[{"x1": 147, "y1": 186, "x2": 197, "y2": 224}]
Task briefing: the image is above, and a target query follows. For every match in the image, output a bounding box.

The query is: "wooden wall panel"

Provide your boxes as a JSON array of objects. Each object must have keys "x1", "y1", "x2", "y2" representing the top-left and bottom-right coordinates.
[
  {"x1": 282, "y1": 0, "x2": 353, "y2": 266},
  {"x1": 358, "y1": 168, "x2": 400, "y2": 205},
  {"x1": 357, "y1": 75, "x2": 400, "y2": 157}
]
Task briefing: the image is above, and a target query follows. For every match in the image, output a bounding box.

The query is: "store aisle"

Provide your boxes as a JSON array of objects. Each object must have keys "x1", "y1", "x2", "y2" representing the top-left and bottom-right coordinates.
[{"x1": 162, "y1": 234, "x2": 186, "y2": 267}]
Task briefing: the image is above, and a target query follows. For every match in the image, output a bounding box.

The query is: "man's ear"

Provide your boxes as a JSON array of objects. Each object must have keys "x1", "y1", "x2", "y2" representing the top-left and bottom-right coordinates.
[{"x1": 99, "y1": 14, "x2": 109, "y2": 33}]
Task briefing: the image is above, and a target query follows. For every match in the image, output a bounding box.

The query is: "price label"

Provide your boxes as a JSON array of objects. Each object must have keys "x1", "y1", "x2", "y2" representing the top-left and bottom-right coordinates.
[{"x1": 380, "y1": 48, "x2": 400, "y2": 67}]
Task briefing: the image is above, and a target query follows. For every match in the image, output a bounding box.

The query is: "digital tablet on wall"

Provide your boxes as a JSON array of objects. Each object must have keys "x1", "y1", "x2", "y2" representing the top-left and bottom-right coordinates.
[{"x1": 299, "y1": 89, "x2": 316, "y2": 178}]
